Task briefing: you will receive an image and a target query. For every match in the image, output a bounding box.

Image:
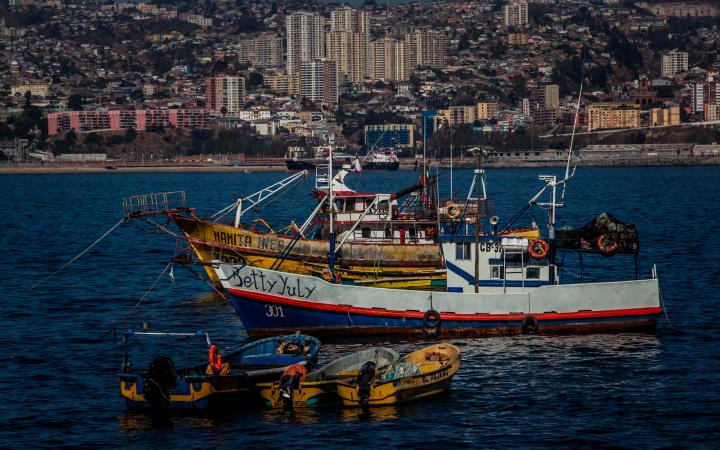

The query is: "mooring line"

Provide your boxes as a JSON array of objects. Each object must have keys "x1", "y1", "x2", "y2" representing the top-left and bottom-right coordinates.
[
  {"x1": 30, "y1": 218, "x2": 126, "y2": 291},
  {"x1": 123, "y1": 260, "x2": 173, "y2": 322},
  {"x1": 181, "y1": 263, "x2": 228, "y2": 300},
  {"x1": 658, "y1": 288, "x2": 676, "y2": 331}
]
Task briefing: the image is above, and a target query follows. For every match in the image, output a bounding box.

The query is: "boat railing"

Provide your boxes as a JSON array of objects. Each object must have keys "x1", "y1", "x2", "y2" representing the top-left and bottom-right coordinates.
[{"x1": 122, "y1": 191, "x2": 188, "y2": 218}]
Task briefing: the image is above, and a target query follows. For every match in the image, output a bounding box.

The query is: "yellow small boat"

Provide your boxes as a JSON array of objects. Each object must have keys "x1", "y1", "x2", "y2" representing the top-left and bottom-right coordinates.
[
  {"x1": 257, "y1": 347, "x2": 399, "y2": 409},
  {"x1": 336, "y1": 343, "x2": 461, "y2": 406}
]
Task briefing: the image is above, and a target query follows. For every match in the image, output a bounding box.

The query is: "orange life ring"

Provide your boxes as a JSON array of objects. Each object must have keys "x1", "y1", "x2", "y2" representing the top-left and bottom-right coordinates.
[
  {"x1": 208, "y1": 344, "x2": 223, "y2": 374},
  {"x1": 445, "y1": 202, "x2": 461, "y2": 219},
  {"x1": 597, "y1": 234, "x2": 619, "y2": 255},
  {"x1": 528, "y1": 239, "x2": 549, "y2": 259}
]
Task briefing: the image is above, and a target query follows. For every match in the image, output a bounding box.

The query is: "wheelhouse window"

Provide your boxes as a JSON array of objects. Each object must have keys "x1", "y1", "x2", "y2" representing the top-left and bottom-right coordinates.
[
  {"x1": 455, "y1": 242, "x2": 471, "y2": 260},
  {"x1": 361, "y1": 227, "x2": 371, "y2": 238},
  {"x1": 490, "y1": 266, "x2": 504, "y2": 279},
  {"x1": 526, "y1": 267, "x2": 540, "y2": 279}
]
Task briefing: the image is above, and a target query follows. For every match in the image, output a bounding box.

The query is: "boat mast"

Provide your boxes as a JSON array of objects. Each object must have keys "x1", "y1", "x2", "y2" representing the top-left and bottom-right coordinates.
[
  {"x1": 450, "y1": 119, "x2": 453, "y2": 198},
  {"x1": 422, "y1": 111, "x2": 428, "y2": 199},
  {"x1": 328, "y1": 145, "x2": 336, "y2": 277},
  {"x1": 561, "y1": 77, "x2": 583, "y2": 202}
]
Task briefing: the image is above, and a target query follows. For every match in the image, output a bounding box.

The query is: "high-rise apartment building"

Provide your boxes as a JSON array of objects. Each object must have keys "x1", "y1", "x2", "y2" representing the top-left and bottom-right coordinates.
[
  {"x1": 326, "y1": 7, "x2": 370, "y2": 83},
  {"x1": 439, "y1": 106, "x2": 477, "y2": 126},
  {"x1": 661, "y1": 50, "x2": 688, "y2": 77},
  {"x1": 704, "y1": 103, "x2": 720, "y2": 121},
  {"x1": 503, "y1": 1, "x2": 529, "y2": 27},
  {"x1": 650, "y1": 106, "x2": 680, "y2": 126},
  {"x1": 326, "y1": 31, "x2": 368, "y2": 83},
  {"x1": 508, "y1": 33, "x2": 529, "y2": 45},
  {"x1": 286, "y1": 12, "x2": 325, "y2": 75},
  {"x1": 365, "y1": 124, "x2": 415, "y2": 150},
  {"x1": 541, "y1": 84, "x2": 560, "y2": 109},
  {"x1": 263, "y1": 69, "x2": 299, "y2": 94},
  {"x1": 689, "y1": 80, "x2": 720, "y2": 113},
  {"x1": 330, "y1": 6, "x2": 369, "y2": 34},
  {"x1": 406, "y1": 29, "x2": 447, "y2": 70},
  {"x1": 236, "y1": 33, "x2": 284, "y2": 68},
  {"x1": 300, "y1": 59, "x2": 338, "y2": 105},
  {"x1": 370, "y1": 37, "x2": 408, "y2": 82},
  {"x1": 587, "y1": 103, "x2": 640, "y2": 132},
  {"x1": 476, "y1": 102, "x2": 499, "y2": 120},
  {"x1": 206, "y1": 74, "x2": 246, "y2": 115}
]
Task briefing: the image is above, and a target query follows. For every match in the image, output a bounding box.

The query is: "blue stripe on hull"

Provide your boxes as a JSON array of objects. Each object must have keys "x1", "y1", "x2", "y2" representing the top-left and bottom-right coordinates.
[{"x1": 226, "y1": 292, "x2": 659, "y2": 336}]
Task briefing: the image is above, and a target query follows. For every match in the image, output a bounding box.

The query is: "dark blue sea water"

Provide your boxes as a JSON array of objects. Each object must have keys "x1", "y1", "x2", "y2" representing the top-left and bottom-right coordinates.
[{"x1": 1, "y1": 167, "x2": 719, "y2": 449}]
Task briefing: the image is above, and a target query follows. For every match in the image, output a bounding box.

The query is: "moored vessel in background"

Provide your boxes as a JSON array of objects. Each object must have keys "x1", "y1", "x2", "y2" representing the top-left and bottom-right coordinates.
[
  {"x1": 360, "y1": 148, "x2": 399, "y2": 171},
  {"x1": 285, "y1": 146, "x2": 399, "y2": 172}
]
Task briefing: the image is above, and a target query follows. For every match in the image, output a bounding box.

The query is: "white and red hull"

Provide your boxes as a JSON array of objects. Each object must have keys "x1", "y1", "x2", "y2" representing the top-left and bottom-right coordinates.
[{"x1": 213, "y1": 263, "x2": 662, "y2": 339}]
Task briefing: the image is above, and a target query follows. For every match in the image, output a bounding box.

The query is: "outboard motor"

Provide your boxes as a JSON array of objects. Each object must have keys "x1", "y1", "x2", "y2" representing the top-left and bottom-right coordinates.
[
  {"x1": 143, "y1": 355, "x2": 178, "y2": 411},
  {"x1": 356, "y1": 361, "x2": 376, "y2": 406}
]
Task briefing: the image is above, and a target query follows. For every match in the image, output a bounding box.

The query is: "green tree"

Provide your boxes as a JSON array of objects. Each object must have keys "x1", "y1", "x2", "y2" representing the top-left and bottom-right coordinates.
[
  {"x1": 85, "y1": 132, "x2": 103, "y2": 145},
  {"x1": 130, "y1": 89, "x2": 144, "y2": 102},
  {"x1": 68, "y1": 94, "x2": 83, "y2": 111},
  {"x1": 124, "y1": 127, "x2": 137, "y2": 143}
]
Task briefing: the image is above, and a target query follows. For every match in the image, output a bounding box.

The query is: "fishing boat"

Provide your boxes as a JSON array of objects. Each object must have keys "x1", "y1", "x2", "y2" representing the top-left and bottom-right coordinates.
[
  {"x1": 336, "y1": 343, "x2": 461, "y2": 406},
  {"x1": 359, "y1": 148, "x2": 399, "y2": 171},
  {"x1": 120, "y1": 136, "x2": 540, "y2": 293},
  {"x1": 211, "y1": 167, "x2": 663, "y2": 339},
  {"x1": 123, "y1": 165, "x2": 455, "y2": 290},
  {"x1": 285, "y1": 146, "x2": 356, "y2": 171},
  {"x1": 257, "y1": 347, "x2": 399, "y2": 409},
  {"x1": 119, "y1": 330, "x2": 321, "y2": 411},
  {"x1": 285, "y1": 146, "x2": 399, "y2": 171}
]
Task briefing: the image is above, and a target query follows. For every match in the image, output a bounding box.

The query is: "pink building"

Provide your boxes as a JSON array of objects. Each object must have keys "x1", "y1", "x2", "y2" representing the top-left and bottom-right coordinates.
[{"x1": 47, "y1": 109, "x2": 209, "y2": 136}]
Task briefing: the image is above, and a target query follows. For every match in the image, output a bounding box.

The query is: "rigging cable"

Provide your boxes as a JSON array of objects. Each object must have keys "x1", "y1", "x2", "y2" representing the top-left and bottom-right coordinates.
[{"x1": 30, "y1": 218, "x2": 126, "y2": 290}]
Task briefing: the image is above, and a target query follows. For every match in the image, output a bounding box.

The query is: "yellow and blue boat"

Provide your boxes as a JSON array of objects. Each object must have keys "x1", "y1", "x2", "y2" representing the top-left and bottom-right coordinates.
[
  {"x1": 119, "y1": 330, "x2": 321, "y2": 411},
  {"x1": 336, "y1": 343, "x2": 461, "y2": 406},
  {"x1": 257, "y1": 347, "x2": 399, "y2": 409}
]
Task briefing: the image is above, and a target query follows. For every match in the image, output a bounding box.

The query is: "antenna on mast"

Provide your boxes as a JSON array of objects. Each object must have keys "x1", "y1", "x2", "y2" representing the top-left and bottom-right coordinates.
[{"x1": 560, "y1": 77, "x2": 583, "y2": 203}]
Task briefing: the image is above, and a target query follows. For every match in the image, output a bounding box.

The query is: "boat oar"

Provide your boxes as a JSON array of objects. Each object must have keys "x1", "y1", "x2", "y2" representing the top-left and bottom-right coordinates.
[{"x1": 30, "y1": 218, "x2": 126, "y2": 291}]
